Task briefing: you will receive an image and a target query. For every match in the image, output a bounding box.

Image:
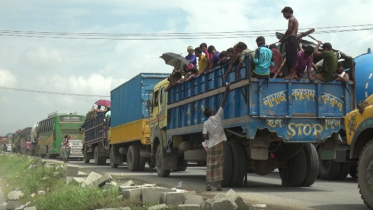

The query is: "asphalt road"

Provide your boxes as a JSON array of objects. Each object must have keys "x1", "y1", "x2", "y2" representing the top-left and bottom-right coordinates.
[{"x1": 52, "y1": 159, "x2": 368, "y2": 210}]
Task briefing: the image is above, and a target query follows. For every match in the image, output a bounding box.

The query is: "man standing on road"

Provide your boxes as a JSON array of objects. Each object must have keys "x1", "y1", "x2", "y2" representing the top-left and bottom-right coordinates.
[
  {"x1": 279, "y1": 6, "x2": 299, "y2": 77},
  {"x1": 25, "y1": 140, "x2": 31, "y2": 155},
  {"x1": 202, "y1": 84, "x2": 229, "y2": 191},
  {"x1": 63, "y1": 135, "x2": 71, "y2": 163}
]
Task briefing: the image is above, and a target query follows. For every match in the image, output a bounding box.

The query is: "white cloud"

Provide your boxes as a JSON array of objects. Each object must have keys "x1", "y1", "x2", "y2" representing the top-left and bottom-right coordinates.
[
  {"x1": 20, "y1": 46, "x2": 63, "y2": 70},
  {"x1": 0, "y1": 69, "x2": 17, "y2": 87}
]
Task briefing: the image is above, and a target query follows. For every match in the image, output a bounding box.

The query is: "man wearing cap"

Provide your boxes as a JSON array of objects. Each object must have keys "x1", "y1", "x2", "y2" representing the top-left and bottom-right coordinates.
[
  {"x1": 312, "y1": 41, "x2": 338, "y2": 82},
  {"x1": 253, "y1": 36, "x2": 273, "y2": 79},
  {"x1": 185, "y1": 46, "x2": 197, "y2": 67}
]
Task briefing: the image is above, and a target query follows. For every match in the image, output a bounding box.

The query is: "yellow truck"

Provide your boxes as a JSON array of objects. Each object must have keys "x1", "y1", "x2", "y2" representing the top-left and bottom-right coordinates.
[
  {"x1": 82, "y1": 73, "x2": 169, "y2": 171},
  {"x1": 345, "y1": 94, "x2": 373, "y2": 209}
]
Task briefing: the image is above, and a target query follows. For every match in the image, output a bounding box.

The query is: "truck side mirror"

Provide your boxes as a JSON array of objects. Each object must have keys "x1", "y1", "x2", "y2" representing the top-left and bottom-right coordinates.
[{"x1": 147, "y1": 100, "x2": 153, "y2": 114}]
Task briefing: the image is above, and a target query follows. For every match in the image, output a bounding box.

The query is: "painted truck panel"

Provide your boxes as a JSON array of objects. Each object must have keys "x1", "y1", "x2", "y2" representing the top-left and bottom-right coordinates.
[
  {"x1": 167, "y1": 57, "x2": 355, "y2": 142},
  {"x1": 110, "y1": 119, "x2": 150, "y2": 145}
]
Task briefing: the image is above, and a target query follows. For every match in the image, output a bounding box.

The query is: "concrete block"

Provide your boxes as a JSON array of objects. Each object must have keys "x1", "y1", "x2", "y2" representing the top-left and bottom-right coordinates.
[
  {"x1": 5, "y1": 201, "x2": 19, "y2": 210},
  {"x1": 73, "y1": 177, "x2": 85, "y2": 183},
  {"x1": 185, "y1": 195, "x2": 205, "y2": 208},
  {"x1": 103, "y1": 181, "x2": 118, "y2": 189},
  {"x1": 24, "y1": 207, "x2": 37, "y2": 210},
  {"x1": 141, "y1": 183, "x2": 156, "y2": 188},
  {"x1": 66, "y1": 165, "x2": 79, "y2": 176},
  {"x1": 7, "y1": 191, "x2": 24, "y2": 201},
  {"x1": 97, "y1": 173, "x2": 113, "y2": 188},
  {"x1": 226, "y1": 189, "x2": 249, "y2": 210},
  {"x1": 161, "y1": 192, "x2": 185, "y2": 206},
  {"x1": 147, "y1": 204, "x2": 168, "y2": 210},
  {"x1": 183, "y1": 191, "x2": 197, "y2": 196},
  {"x1": 81, "y1": 171, "x2": 102, "y2": 188},
  {"x1": 119, "y1": 185, "x2": 137, "y2": 193},
  {"x1": 205, "y1": 199, "x2": 236, "y2": 210},
  {"x1": 122, "y1": 188, "x2": 142, "y2": 200},
  {"x1": 142, "y1": 187, "x2": 176, "y2": 204},
  {"x1": 77, "y1": 171, "x2": 88, "y2": 177},
  {"x1": 177, "y1": 204, "x2": 201, "y2": 210}
]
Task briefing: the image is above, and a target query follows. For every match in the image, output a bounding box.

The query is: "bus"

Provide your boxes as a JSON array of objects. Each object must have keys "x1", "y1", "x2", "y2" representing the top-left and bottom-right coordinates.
[{"x1": 36, "y1": 112, "x2": 85, "y2": 158}]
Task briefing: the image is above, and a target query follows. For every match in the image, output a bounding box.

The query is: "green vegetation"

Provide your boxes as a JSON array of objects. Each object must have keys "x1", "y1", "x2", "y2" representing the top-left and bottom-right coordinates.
[{"x1": 0, "y1": 154, "x2": 144, "y2": 210}]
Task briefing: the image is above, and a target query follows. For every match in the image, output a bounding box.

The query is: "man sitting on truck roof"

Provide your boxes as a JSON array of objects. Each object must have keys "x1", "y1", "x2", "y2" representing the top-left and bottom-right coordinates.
[
  {"x1": 253, "y1": 36, "x2": 273, "y2": 79},
  {"x1": 312, "y1": 41, "x2": 338, "y2": 82},
  {"x1": 335, "y1": 63, "x2": 349, "y2": 83},
  {"x1": 207, "y1": 45, "x2": 220, "y2": 69},
  {"x1": 202, "y1": 84, "x2": 229, "y2": 191}
]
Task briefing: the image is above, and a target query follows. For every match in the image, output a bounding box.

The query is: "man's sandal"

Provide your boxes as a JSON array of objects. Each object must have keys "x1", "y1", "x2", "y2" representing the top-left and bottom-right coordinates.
[{"x1": 206, "y1": 186, "x2": 212, "y2": 191}]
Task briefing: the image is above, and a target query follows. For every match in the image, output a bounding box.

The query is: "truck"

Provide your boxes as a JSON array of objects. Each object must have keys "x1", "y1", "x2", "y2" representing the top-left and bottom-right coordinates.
[
  {"x1": 82, "y1": 73, "x2": 169, "y2": 169},
  {"x1": 13, "y1": 127, "x2": 31, "y2": 154},
  {"x1": 345, "y1": 93, "x2": 373, "y2": 209},
  {"x1": 148, "y1": 53, "x2": 355, "y2": 187}
]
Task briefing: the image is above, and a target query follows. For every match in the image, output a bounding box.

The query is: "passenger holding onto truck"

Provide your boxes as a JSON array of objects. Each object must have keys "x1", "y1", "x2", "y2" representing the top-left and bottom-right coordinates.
[
  {"x1": 185, "y1": 46, "x2": 196, "y2": 67},
  {"x1": 63, "y1": 135, "x2": 71, "y2": 163},
  {"x1": 312, "y1": 41, "x2": 338, "y2": 82},
  {"x1": 253, "y1": 36, "x2": 273, "y2": 79},
  {"x1": 225, "y1": 42, "x2": 254, "y2": 79},
  {"x1": 335, "y1": 63, "x2": 349, "y2": 83},
  {"x1": 279, "y1": 6, "x2": 299, "y2": 76},
  {"x1": 269, "y1": 44, "x2": 283, "y2": 78},
  {"x1": 200, "y1": 43, "x2": 211, "y2": 70},
  {"x1": 202, "y1": 84, "x2": 230, "y2": 191}
]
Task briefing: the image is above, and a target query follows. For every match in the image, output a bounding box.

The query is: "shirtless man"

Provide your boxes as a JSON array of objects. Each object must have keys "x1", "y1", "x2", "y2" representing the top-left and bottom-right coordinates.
[{"x1": 279, "y1": 6, "x2": 299, "y2": 77}]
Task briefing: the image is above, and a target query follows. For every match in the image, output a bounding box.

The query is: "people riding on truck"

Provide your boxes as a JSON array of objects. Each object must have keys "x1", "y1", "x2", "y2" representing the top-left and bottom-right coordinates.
[
  {"x1": 313, "y1": 41, "x2": 338, "y2": 82},
  {"x1": 335, "y1": 63, "x2": 349, "y2": 83}
]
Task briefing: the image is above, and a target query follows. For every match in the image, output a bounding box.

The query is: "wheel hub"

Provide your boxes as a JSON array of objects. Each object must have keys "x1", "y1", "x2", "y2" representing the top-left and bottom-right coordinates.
[{"x1": 366, "y1": 159, "x2": 373, "y2": 190}]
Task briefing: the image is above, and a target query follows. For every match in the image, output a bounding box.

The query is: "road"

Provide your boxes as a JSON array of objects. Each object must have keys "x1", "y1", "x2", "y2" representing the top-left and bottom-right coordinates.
[{"x1": 52, "y1": 159, "x2": 368, "y2": 210}]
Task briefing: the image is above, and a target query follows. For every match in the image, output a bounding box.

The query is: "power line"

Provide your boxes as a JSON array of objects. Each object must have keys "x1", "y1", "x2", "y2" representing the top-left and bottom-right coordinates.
[
  {"x1": 0, "y1": 24, "x2": 372, "y2": 40},
  {"x1": 0, "y1": 86, "x2": 110, "y2": 97}
]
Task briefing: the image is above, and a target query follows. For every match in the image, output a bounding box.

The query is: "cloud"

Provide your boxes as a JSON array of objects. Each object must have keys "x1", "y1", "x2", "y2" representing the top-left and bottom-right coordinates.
[
  {"x1": 20, "y1": 46, "x2": 63, "y2": 70},
  {"x1": 0, "y1": 69, "x2": 17, "y2": 87}
]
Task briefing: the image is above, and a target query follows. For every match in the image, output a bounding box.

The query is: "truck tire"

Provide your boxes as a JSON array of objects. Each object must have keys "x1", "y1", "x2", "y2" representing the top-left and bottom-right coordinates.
[
  {"x1": 174, "y1": 159, "x2": 187, "y2": 172},
  {"x1": 318, "y1": 160, "x2": 341, "y2": 180},
  {"x1": 127, "y1": 146, "x2": 139, "y2": 171},
  {"x1": 222, "y1": 142, "x2": 233, "y2": 187},
  {"x1": 227, "y1": 142, "x2": 246, "y2": 187},
  {"x1": 301, "y1": 143, "x2": 319, "y2": 187},
  {"x1": 109, "y1": 147, "x2": 118, "y2": 168},
  {"x1": 137, "y1": 146, "x2": 146, "y2": 171},
  {"x1": 184, "y1": 150, "x2": 207, "y2": 161},
  {"x1": 357, "y1": 140, "x2": 373, "y2": 209},
  {"x1": 349, "y1": 162, "x2": 358, "y2": 179},
  {"x1": 335, "y1": 162, "x2": 351, "y2": 180},
  {"x1": 280, "y1": 149, "x2": 307, "y2": 187},
  {"x1": 156, "y1": 144, "x2": 171, "y2": 177},
  {"x1": 83, "y1": 147, "x2": 90, "y2": 164},
  {"x1": 94, "y1": 146, "x2": 106, "y2": 165}
]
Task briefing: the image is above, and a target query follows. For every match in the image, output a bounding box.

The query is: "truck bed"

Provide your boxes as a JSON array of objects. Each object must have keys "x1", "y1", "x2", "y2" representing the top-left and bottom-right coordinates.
[
  {"x1": 110, "y1": 119, "x2": 150, "y2": 145},
  {"x1": 167, "y1": 58, "x2": 355, "y2": 142}
]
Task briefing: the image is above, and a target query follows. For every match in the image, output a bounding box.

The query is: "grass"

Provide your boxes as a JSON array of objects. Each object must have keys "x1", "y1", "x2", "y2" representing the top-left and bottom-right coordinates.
[{"x1": 0, "y1": 153, "x2": 146, "y2": 210}]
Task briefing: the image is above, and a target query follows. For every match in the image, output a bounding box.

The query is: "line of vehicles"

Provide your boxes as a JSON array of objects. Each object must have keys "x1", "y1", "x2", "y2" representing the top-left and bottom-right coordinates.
[{"x1": 4, "y1": 45, "x2": 373, "y2": 209}]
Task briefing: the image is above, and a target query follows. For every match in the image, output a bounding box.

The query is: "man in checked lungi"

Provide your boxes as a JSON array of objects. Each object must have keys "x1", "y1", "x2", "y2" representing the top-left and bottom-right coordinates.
[{"x1": 202, "y1": 84, "x2": 230, "y2": 191}]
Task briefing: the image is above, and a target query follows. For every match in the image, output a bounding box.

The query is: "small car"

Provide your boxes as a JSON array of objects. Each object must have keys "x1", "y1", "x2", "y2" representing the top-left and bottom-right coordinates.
[
  {"x1": 6, "y1": 144, "x2": 12, "y2": 152},
  {"x1": 59, "y1": 140, "x2": 83, "y2": 160}
]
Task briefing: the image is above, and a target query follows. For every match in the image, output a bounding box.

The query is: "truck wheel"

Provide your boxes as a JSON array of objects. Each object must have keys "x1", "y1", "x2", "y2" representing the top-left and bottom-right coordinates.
[
  {"x1": 318, "y1": 160, "x2": 341, "y2": 180},
  {"x1": 280, "y1": 149, "x2": 307, "y2": 187},
  {"x1": 227, "y1": 142, "x2": 246, "y2": 187},
  {"x1": 109, "y1": 147, "x2": 118, "y2": 168},
  {"x1": 222, "y1": 142, "x2": 233, "y2": 187},
  {"x1": 358, "y1": 140, "x2": 373, "y2": 209},
  {"x1": 127, "y1": 146, "x2": 139, "y2": 171},
  {"x1": 349, "y1": 162, "x2": 358, "y2": 179},
  {"x1": 94, "y1": 146, "x2": 106, "y2": 165},
  {"x1": 174, "y1": 159, "x2": 187, "y2": 172},
  {"x1": 137, "y1": 146, "x2": 146, "y2": 171},
  {"x1": 301, "y1": 143, "x2": 319, "y2": 187},
  {"x1": 156, "y1": 144, "x2": 171, "y2": 177},
  {"x1": 335, "y1": 163, "x2": 351, "y2": 180},
  {"x1": 83, "y1": 147, "x2": 90, "y2": 164}
]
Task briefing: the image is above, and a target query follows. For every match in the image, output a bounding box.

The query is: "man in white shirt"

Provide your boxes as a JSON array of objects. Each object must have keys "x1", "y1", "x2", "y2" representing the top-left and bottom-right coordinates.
[{"x1": 202, "y1": 84, "x2": 229, "y2": 191}]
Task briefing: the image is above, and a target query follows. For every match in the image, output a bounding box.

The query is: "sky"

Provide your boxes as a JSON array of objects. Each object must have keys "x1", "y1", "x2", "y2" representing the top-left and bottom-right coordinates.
[{"x1": 0, "y1": 0, "x2": 373, "y2": 135}]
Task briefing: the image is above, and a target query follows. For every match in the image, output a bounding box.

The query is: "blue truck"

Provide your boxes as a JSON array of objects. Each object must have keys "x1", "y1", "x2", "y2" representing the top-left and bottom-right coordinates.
[{"x1": 149, "y1": 55, "x2": 355, "y2": 187}]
